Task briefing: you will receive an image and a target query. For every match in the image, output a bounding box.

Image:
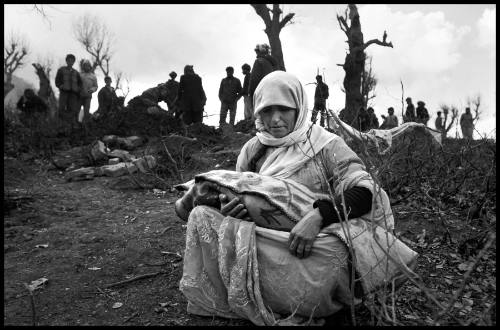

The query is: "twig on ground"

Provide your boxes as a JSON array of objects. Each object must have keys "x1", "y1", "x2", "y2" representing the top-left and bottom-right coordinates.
[
  {"x1": 23, "y1": 284, "x2": 37, "y2": 326},
  {"x1": 104, "y1": 271, "x2": 167, "y2": 289},
  {"x1": 161, "y1": 140, "x2": 183, "y2": 182},
  {"x1": 123, "y1": 311, "x2": 140, "y2": 323}
]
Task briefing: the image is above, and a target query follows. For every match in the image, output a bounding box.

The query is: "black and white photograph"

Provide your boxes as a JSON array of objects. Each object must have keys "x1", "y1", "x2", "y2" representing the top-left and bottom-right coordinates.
[{"x1": 4, "y1": 4, "x2": 496, "y2": 326}]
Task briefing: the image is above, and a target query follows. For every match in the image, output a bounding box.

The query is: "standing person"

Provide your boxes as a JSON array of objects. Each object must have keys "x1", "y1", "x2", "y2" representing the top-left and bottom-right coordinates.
[
  {"x1": 241, "y1": 63, "x2": 253, "y2": 120},
  {"x1": 219, "y1": 66, "x2": 242, "y2": 126},
  {"x1": 435, "y1": 111, "x2": 444, "y2": 132},
  {"x1": 366, "y1": 107, "x2": 379, "y2": 130},
  {"x1": 404, "y1": 97, "x2": 416, "y2": 123},
  {"x1": 460, "y1": 107, "x2": 474, "y2": 140},
  {"x1": 178, "y1": 65, "x2": 207, "y2": 125},
  {"x1": 357, "y1": 107, "x2": 369, "y2": 131},
  {"x1": 78, "y1": 59, "x2": 98, "y2": 133},
  {"x1": 415, "y1": 101, "x2": 430, "y2": 126},
  {"x1": 310, "y1": 75, "x2": 329, "y2": 127},
  {"x1": 96, "y1": 76, "x2": 118, "y2": 120},
  {"x1": 165, "y1": 71, "x2": 180, "y2": 116},
  {"x1": 55, "y1": 54, "x2": 82, "y2": 134},
  {"x1": 380, "y1": 107, "x2": 398, "y2": 129},
  {"x1": 248, "y1": 44, "x2": 278, "y2": 102}
]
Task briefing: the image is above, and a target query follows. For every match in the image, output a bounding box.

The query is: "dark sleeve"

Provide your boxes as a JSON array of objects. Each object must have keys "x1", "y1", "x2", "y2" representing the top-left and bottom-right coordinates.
[
  {"x1": 200, "y1": 78, "x2": 206, "y2": 103},
  {"x1": 248, "y1": 60, "x2": 262, "y2": 97},
  {"x1": 313, "y1": 186, "x2": 373, "y2": 229},
  {"x1": 218, "y1": 79, "x2": 223, "y2": 100},
  {"x1": 236, "y1": 78, "x2": 242, "y2": 96},
  {"x1": 55, "y1": 68, "x2": 63, "y2": 89},
  {"x1": 325, "y1": 85, "x2": 329, "y2": 99},
  {"x1": 16, "y1": 97, "x2": 25, "y2": 111},
  {"x1": 177, "y1": 76, "x2": 184, "y2": 100}
]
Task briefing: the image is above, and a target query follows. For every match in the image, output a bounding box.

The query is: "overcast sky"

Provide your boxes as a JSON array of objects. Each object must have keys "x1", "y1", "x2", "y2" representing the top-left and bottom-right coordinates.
[{"x1": 4, "y1": 4, "x2": 496, "y2": 139}]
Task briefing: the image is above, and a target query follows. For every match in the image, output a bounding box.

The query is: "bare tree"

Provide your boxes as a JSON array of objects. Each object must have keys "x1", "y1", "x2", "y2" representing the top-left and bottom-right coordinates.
[
  {"x1": 251, "y1": 4, "x2": 295, "y2": 71},
  {"x1": 32, "y1": 56, "x2": 58, "y2": 118},
  {"x1": 336, "y1": 4, "x2": 393, "y2": 129},
  {"x1": 4, "y1": 32, "x2": 29, "y2": 98},
  {"x1": 361, "y1": 55, "x2": 377, "y2": 109},
  {"x1": 73, "y1": 13, "x2": 114, "y2": 76},
  {"x1": 439, "y1": 104, "x2": 458, "y2": 139}
]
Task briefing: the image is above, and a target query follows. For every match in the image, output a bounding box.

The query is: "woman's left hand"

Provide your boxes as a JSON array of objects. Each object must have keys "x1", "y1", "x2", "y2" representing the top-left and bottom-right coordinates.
[{"x1": 288, "y1": 208, "x2": 323, "y2": 259}]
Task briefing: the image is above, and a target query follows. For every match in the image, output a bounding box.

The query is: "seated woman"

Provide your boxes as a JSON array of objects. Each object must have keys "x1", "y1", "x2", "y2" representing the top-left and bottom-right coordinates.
[{"x1": 177, "y1": 71, "x2": 417, "y2": 325}]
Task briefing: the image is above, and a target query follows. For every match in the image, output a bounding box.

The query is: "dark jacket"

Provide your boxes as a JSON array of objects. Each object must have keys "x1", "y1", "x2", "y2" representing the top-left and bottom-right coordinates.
[
  {"x1": 416, "y1": 105, "x2": 429, "y2": 124},
  {"x1": 366, "y1": 112, "x2": 379, "y2": 130},
  {"x1": 314, "y1": 82, "x2": 329, "y2": 101},
  {"x1": 242, "y1": 73, "x2": 250, "y2": 96},
  {"x1": 178, "y1": 73, "x2": 206, "y2": 104},
  {"x1": 435, "y1": 116, "x2": 444, "y2": 130},
  {"x1": 165, "y1": 79, "x2": 179, "y2": 104},
  {"x1": 17, "y1": 94, "x2": 48, "y2": 114},
  {"x1": 55, "y1": 66, "x2": 82, "y2": 93},
  {"x1": 97, "y1": 86, "x2": 118, "y2": 113},
  {"x1": 219, "y1": 76, "x2": 242, "y2": 104},
  {"x1": 404, "y1": 103, "x2": 415, "y2": 122},
  {"x1": 249, "y1": 54, "x2": 278, "y2": 97}
]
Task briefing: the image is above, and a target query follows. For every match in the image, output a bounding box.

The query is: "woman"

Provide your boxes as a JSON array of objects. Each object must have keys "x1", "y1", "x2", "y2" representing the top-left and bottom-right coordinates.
[
  {"x1": 178, "y1": 71, "x2": 417, "y2": 325},
  {"x1": 79, "y1": 59, "x2": 98, "y2": 133}
]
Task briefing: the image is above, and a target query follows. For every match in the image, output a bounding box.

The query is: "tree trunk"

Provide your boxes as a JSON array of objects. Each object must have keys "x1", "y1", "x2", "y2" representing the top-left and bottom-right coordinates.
[
  {"x1": 32, "y1": 63, "x2": 58, "y2": 119},
  {"x1": 267, "y1": 28, "x2": 286, "y2": 71},
  {"x1": 337, "y1": 4, "x2": 393, "y2": 130}
]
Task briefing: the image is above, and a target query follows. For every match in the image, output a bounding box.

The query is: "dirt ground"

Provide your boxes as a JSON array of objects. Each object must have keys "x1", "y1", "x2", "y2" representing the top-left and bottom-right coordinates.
[{"x1": 3, "y1": 125, "x2": 496, "y2": 326}]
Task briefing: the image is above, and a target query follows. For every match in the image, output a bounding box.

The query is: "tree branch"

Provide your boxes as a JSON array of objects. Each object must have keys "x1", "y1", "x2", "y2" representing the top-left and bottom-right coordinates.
[
  {"x1": 251, "y1": 4, "x2": 272, "y2": 28},
  {"x1": 363, "y1": 38, "x2": 393, "y2": 51},
  {"x1": 279, "y1": 13, "x2": 295, "y2": 30}
]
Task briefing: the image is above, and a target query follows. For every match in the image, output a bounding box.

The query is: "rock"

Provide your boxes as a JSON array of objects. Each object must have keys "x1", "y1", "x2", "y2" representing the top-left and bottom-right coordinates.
[
  {"x1": 144, "y1": 155, "x2": 156, "y2": 169},
  {"x1": 100, "y1": 162, "x2": 138, "y2": 177},
  {"x1": 107, "y1": 149, "x2": 135, "y2": 162},
  {"x1": 132, "y1": 155, "x2": 157, "y2": 173},
  {"x1": 108, "y1": 158, "x2": 120, "y2": 165},
  {"x1": 118, "y1": 136, "x2": 144, "y2": 150},
  {"x1": 89, "y1": 141, "x2": 109, "y2": 163},
  {"x1": 66, "y1": 167, "x2": 96, "y2": 181}
]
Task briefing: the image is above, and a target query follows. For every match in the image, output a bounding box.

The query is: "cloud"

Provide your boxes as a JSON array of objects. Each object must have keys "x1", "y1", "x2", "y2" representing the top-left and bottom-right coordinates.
[{"x1": 476, "y1": 8, "x2": 495, "y2": 57}]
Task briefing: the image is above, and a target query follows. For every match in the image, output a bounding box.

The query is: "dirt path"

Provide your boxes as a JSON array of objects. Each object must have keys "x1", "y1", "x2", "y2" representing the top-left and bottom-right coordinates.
[{"x1": 3, "y1": 157, "x2": 251, "y2": 326}]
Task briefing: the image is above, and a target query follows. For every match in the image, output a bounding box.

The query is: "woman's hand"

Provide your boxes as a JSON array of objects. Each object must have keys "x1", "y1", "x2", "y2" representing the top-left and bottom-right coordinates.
[
  {"x1": 219, "y1": 194, "x2": 251, "y2": 221},
  {"x1": 288, "y1": 208, "x2": 323, "y2": 259}
]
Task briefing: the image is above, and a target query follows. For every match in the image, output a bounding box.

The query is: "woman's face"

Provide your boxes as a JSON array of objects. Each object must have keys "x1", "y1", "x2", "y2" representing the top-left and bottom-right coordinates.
[{"x1": 260, "y1": 105, "x2": 297, "y2": 138}]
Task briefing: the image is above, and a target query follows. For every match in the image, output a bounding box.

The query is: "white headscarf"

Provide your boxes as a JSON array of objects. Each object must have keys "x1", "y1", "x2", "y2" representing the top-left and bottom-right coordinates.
[{"x1": 253, "y1": 71, "x2": 336, "y2": 179}]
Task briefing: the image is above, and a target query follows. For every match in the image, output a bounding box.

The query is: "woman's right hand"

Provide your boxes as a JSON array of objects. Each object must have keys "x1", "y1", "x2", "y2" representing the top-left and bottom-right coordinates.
[{"x1": 219, "y1": 194, "x2": 251, "y2": 221}]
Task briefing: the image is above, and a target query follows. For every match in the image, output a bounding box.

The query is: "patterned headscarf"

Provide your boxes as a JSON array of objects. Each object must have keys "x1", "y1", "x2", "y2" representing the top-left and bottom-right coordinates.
[{"x1": 252, "y1": 71, "x2": 336, "y2": 179}]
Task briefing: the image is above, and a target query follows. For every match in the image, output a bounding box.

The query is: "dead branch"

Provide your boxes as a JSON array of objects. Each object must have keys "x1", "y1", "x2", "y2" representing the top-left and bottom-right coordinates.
[
  {"x1": 279, "y1": 12, "x2": 295, "y2": 30},
  {"x1": 362, "y1": 38, "x2": 393, "y2": 51},
  {"x1": 103, "y1": 271, "x2": 167, "y2": 289},
  {"x1": 161, "y1": 140, "x2": 183, "y2": 181}
]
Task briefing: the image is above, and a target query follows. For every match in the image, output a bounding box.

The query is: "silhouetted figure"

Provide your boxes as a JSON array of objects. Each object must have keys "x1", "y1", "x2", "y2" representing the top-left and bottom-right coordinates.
[
  {"x1": 380, "y1": 107, "x2": 398, "y2": 129},
  {"x1": 178, "y1": 65, "x2": 207, "y2": 125},
  {"x1": 460, "y1": 107, "x2": 474, "y2": 140},
  {"x1": 310, "y1": 75, "x2": 329, "y2": 127},
  {"x1": 358, "y1": 107, "x2": 369, "y2": 131},
  {"x1": 55, "y1": 53, "x2": 82, "y2": 134},
  {"x1": 435, "y1": 111, "x2": 444, "y2": 132},
  {"x1": 96, "y1": 76, "x2": 118, "y2": 120},
  {"x1": 249, "y1": 44, "x2": 278, "y2": 102},
  {"x1": 16, "y1": 88, "x2": 48, "y2": 147},
  {"x1": 78, "y1": 59, "x2": 98, "y2": 133},
  {"x1": 165, "y1": 71, "x2": 180, "y2": 115},
  {"x1": 403, "y1": 97, "x2": 415, "y2": 123},
  {"x1": 366, "y1": 107, "x2": 379, "y2": 130},
  {"x1": 219, "y1": 66, "x2": 242, "y2": 126},
  {"x1": 241, "y1": 63, "x2": 253, "y2": 120},
  {"x1": 416, "y1": 101, "x2": 430, "y2": 126}
]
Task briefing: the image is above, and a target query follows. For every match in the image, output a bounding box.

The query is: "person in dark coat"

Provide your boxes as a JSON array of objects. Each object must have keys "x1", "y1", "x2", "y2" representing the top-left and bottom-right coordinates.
[
  {"x1": 95, "y1": 76, "x2": 118, "y2": 120},
  {"x1": 165, "y1": 71, "x2": 180, "y2": 115},
  {"x1": 219, "y1": 66, "x2": 242, "y2": 126},
  {"x1": 415, "y1": 101, "x2": 430, "y2": 126},
  {"x1": 366, "y1": 107, "x2": 380, "y2": 130},
  {"x1": 248, "y1": 44, "x2": 278, "y2": 101},
  {"x1": 310, "y1": 75, "x2": 329, "y2": 127},
  {"x1": 55, "y1": 54, "x2": 82, "y2": 133},
  {"x1": 435, "y1": 111, "x2": 444, "y2": 132},
  {"x1": 380, "y1": 107, "x2": 398, "y2": 129},
  {"x1": 16, "y1": 88, "x2": 48, "y2": 127},
  {"x1": 358, "y1": 107, "x2": 369, "y2": 132},
  {"x1": 404, "y1": 97, "x2": 416, "y2": 123},
  {"x1": 241, "y1": 63, "x2": 253, "y2": 120},
  {"x1": 177, "y1": 65, "x2": 207, "y2": 125}
]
